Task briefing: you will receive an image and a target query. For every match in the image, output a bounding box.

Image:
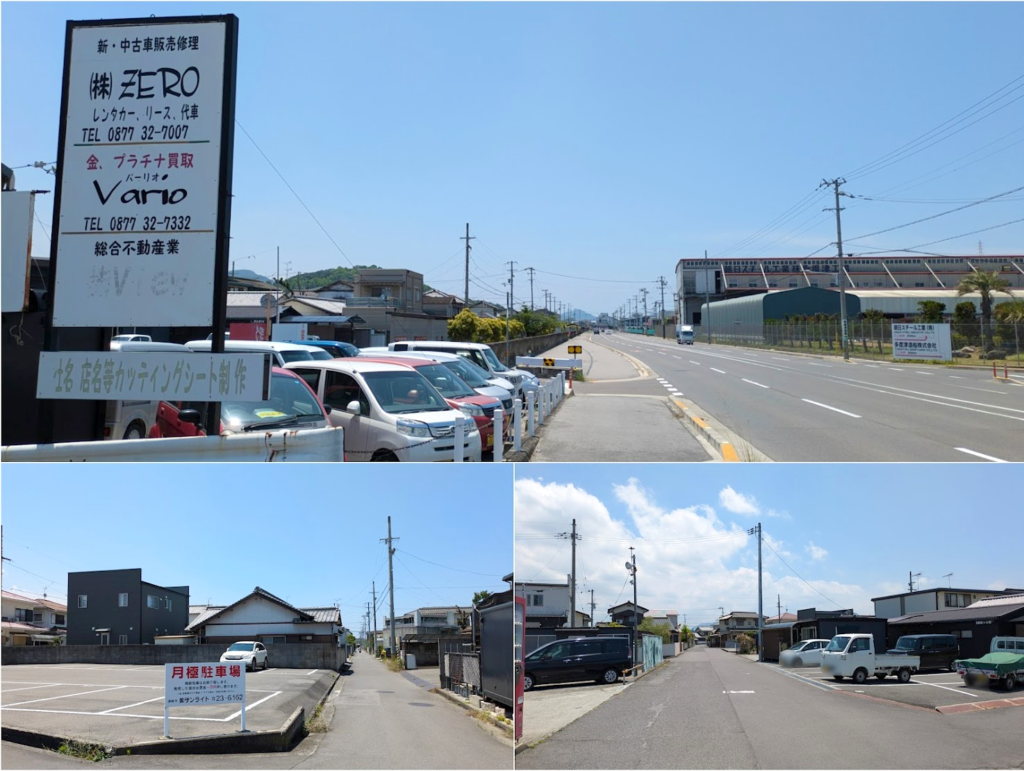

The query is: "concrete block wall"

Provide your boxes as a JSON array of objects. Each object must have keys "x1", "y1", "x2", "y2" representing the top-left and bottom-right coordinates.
[{"x1": 1, "y1": 643, "x2": 347, "y2": 670}]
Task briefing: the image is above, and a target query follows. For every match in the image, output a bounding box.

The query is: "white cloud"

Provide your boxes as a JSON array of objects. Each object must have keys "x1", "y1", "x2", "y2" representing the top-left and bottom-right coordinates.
[
  {"x1": 718, "y1": 486, "x2": 760, "y2": 515},
  {"x1": 806, "y1": 542, "x2": 828, "y2": 561},
  {"x1": 515, "y1": 478, "x2": 872, "y2": 625}
]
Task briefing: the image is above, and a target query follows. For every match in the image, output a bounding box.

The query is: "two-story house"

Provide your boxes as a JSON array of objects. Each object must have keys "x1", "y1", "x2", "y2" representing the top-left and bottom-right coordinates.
[
  {"x1": 871, "y1": 587, "x2": 1024, "y2": 619},
  {"x1": 516, "y1": 581, "x2": 572, "y2": 629},
  {"x1": 607, "y1": 602, "x2": 649, "y2": 628},
  {"x1": 67, "y1": 569, "x2": 189, "y2": 646},
  {"x1": 1, "y1": 590, "x2": 67, "y2": 645},
  {"x1": 382, "y1": 606, "x2": 467, "y2": 644},
  {"x1": 717, "y1": 611, "x2": 765, "y2": 648}
]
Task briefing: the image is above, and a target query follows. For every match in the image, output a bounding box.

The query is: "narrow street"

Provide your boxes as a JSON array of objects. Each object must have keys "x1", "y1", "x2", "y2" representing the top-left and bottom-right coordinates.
[{"x1": 516, "y1": 645, "x2": 1024, "y2": 770}]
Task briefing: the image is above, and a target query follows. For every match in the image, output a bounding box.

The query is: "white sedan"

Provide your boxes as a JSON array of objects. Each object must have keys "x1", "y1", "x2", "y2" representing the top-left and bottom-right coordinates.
[
  {"x1": 220, "y1": 641, "x2": 269, "y2": 671},
  {"x1": 779, "y1": 639, "x2": 832, "y2": 668}
]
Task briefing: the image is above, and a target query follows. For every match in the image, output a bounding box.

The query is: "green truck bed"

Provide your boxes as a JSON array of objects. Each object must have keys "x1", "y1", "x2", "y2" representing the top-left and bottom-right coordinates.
[{"x1": 957, "y1": 651, "x2": 1024, "y2": 677}]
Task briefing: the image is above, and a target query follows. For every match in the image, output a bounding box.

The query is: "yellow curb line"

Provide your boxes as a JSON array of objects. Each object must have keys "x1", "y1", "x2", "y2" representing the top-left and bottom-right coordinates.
[{"x1": 720, "y1": 444, "x2": 739, "y2": 462}]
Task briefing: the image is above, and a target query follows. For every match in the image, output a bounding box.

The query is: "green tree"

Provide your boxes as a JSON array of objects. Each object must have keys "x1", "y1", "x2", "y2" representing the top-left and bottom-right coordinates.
[
  {"x1": 679, "y1": 624, "x2": 693, "y2": 644},
  {"x1": 472, "y1": 590, "x2": 493, "y2": 605},
  {"x1": 916, "y1": 300, "x2": 946, "y2": 323},
  {"x1": 735, "y1": 632, "x2": 756, "y2": 655},
  {"x1": 994, "y1": 298, "x2": 1024, "y2": 323},
  {"x1": 638, "y1": 617, "x2": 672, "y2": 643},
  {"x1": 514, "y1": 307, "x2": 557, "y2": 337},
  {"x1": 346, "y1": 633, "x2": 356, "y2": 647},
  {"x1": 956, "y1": 270, "x2": 1014, "y2": 349},
  {"x1": 447, "y1": 309, "x2": 481, "y2": 342}
]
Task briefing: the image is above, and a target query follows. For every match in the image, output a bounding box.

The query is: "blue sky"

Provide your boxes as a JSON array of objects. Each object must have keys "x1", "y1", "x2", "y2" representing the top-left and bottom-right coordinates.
[
  {"x1": 3, "y1": 2, "x2": 1023, "y2": 316},
  {"x1": 1, "y1": 464, "x2": 513, "y2": 635},
  {"x1": 514, "y1": 464, "x2": 1024, "y2": 626}
]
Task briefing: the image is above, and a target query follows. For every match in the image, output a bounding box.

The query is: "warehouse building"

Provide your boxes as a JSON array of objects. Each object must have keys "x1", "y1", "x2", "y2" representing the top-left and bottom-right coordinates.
[{"x1": 887, "y1": 594, "x2": 1024, "y2": 659}]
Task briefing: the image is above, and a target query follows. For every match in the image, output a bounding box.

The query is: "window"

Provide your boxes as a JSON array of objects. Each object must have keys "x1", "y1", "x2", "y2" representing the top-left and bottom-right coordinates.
[
  {"x1": 55, "y1": 614, "x2": 66, "y2": 626},
  {"x1": 119, "y1": 593, "x2": 129, "y2": 607},
  {"x1": 529, "y1": 593, "x2": 544, "y2": 607},
  {"x1": 291, "y1": 367, "x2": 322, "y2": 394},
  {"x1": 119, "y1": 635, "x2": 128, "y2": 645},
  {"x1": 33, "y1": 611, "x2": 44, "y2": 623},
  {"x1": 78, "y1": 595, "x2": 88, "y2": 609},
  {"x1": 324, "y1": 370, "x2": 367, "y2": 413},
  {"x1": 166, "y1": 598, "x2": 172, "y2": 612},
  {"x1": 14, "y1": 608, "x2": 30, "y2": 622},
  {"x1": 147, "y1": 595, "x2": 160, "y2": 610}
]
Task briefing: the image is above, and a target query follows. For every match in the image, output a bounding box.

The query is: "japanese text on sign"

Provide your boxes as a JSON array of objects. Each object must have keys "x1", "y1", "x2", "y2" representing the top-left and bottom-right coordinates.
[
  {"x1": 52, "y1": 18, "x2": 232, "y2": 327},
  {"x1": 891, "y1": 323, "x2": 952, "y2": 362},
  {"x1": 37, "y1": 352, "x2": 270, "y2": 402},
  {"x1": 164, "y1": 661, "x2": 245, "y2": 708}
]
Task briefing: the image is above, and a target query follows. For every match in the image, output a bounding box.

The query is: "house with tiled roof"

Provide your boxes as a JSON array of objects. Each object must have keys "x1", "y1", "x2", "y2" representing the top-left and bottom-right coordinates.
[
  {"x1": 185, "y1": 586, "x2": 342, "y2": 645},
  {"x1": 2, "y1": 590, "x2": 67, "y2": 646}
]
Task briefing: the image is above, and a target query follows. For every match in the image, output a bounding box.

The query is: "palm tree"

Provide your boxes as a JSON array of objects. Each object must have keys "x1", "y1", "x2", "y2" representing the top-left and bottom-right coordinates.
[{"x1": 956, "y1": 270, "x2": 1013, "y2": 349}]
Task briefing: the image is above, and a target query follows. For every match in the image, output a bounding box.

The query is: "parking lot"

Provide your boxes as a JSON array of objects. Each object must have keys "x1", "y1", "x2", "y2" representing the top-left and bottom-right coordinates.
[
  {"x1": 765, "y1": 662, "x2": 1021, "y2": 711},
  {"x1": 1, "y1": 664, "x2": 337, "y2": 748},
  {"x1": 520, "y1": 678, "x2": 629, "y2": 748}
]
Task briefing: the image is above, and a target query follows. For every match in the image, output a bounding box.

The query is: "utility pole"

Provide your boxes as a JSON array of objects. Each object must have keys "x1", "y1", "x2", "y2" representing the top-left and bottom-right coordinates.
[
  {"x1": 507, "y1": 261, "x2": 517, "y2": 312},
  {"x1": 640, "y1": 288, "x2": 649, "y2": 331},
  {"x1": 382, "y1": 518, "x2": 399, "y2": 658},
  {"x1": 525, "y1": 267, "x2": 536, "y2": 309},
  {"x1": 589, "y1": 589, "x2": 596, "y2": 628},
  {"x1": 822, "y1": 179, "x2": 851, "y2": 360},
  {"x1": 627, "y1": 548, "x2": 639, "y2": 665},
  {"x1": 909, "y1": 571, "x2": 922, "y2": 593},
  {"x1": 557, "y1": 520, "x2": 580, "y2": 626},
  {"x1": 276, "y1": 246, "x2": 281, "y2": 326},
  {"x1": 704, "y1": 250, "x2": 712, "y2": 344},
  {"x1": 777, "y1": 594, "x2": 782, "y2": 622},
  {"x1": 365, "y1": 601, "x2": 371, "y2": 649},
  {"x1": 372, "y1": 581, "x2": 378, "y2": 655},
  {"x1": 658, "y1": 276, "x2": 667, "y2": 338},
  {"x1": 748, "y1": 523, "x2": 763, "y2": 662},
  {"x1": 462, "y1": 224, "x2": 474, "y2": 306}
]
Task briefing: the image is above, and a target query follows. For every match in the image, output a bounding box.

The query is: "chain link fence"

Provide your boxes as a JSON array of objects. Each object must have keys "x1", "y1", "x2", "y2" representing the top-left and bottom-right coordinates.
[{"x1": 696, "y1": 321, "x2": 1023, "y2": 366}]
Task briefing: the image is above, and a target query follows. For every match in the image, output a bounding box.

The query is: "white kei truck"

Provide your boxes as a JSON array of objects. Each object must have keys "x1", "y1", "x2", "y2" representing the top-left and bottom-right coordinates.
[{"x1": 819, "y1": 633, "x2": 921, "y2": 684}]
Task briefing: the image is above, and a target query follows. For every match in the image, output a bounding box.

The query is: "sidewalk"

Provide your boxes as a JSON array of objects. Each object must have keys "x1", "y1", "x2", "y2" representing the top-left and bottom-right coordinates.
[{"x1": 528, "y1": 333, "x2": 714, "y2": 462}]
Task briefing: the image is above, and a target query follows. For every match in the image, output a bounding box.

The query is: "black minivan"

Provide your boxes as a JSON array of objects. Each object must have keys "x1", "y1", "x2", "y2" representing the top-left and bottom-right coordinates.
[
  {"x1": 888, "y1": 634, "x2": 960, "y2": 671},
  {"x1": 523, "y1": 637, "x2": 632, "y2": 690}
]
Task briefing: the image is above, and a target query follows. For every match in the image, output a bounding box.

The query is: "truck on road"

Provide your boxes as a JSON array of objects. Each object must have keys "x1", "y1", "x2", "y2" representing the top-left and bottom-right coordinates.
[
  {"x1": 820, "y1": 633, "x2": 920, "y2": 684},
  {"x1": 676, "y1": 325, "x2": 695, "y2": 345}
]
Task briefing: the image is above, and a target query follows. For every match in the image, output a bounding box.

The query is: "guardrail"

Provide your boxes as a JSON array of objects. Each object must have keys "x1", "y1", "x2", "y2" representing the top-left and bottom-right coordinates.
[
  {"x1": 488, "y1": 372, "x2": 567, "y2": 460},
  {"x1": 2, "y1": 426, "x2": 345, "y2": 462}
]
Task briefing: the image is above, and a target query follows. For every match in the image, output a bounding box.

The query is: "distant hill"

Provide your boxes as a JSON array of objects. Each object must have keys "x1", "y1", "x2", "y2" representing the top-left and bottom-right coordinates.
[
  {"x1": 288, "y1": 265, "x2": 382, "y2": 290},
  {"x1": 230, "y1": 268, "x2": 275, "y2": 283},
  {"x1": 565, "y1": 310, "x2": 596, "y2": 322}
]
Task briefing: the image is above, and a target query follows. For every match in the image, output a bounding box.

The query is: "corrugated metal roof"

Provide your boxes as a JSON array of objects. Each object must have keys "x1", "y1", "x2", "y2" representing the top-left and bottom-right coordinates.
[
  {"x1": 185, "y1": 606, "x2": 226, "y2": 631},
  {"x1": 889, "y1": 602, "x2": 1024, "y2": 625},
  {"x1": 285, "y1": 298, "x2": 349, "y2": 315}
]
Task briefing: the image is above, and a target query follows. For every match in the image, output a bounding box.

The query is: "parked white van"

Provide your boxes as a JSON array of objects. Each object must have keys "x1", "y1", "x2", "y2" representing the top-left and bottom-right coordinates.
[
  {"x1": 285, "y1": 359, "x2": 482, "y2": 462},
  {"x1": 386, "y1": 341, "x2": 538, "y2": 397},
  {"x1": 184, "y1": 339, "x2": 320, "y2": 367},
  {"x1": 360, "y1": 348, "x2": 515, "y2": 408}
]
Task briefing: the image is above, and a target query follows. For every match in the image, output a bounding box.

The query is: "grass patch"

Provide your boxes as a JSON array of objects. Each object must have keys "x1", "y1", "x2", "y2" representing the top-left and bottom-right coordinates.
[
  {"x1": 305, "y1": 703, "x2": 329, "y2": 734},
  {"x1": 384, "y1": 656, "x2": 403, "y2": 672},
  {"x1": 56, "y1": 740, "x2": 109, "y2": 762}
]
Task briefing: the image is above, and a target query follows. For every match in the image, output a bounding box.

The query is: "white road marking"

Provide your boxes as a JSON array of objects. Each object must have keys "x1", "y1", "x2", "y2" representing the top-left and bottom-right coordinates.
[
  {"x1": 954, "y1": 448, "x2": 1008, "y2": 463},
  {"x1": 888, "y1": 367, "x2": 904, "y2": 371},
  {"x1": 772, "y1": 357, "x2": 789, "y2": 361},
  {"x1": 0, "y1": 684, "x2": 63, "y2": 694},
  {"x1": 723, "y1": 690, "x2": 755, "y2": 694},
  {"x1": 864, "y1": 365, "x2": 879, "y2": 368},
  {"x1": 99, "y1": 696, "x2": 165, "y2": 714},
  {"x1": 4, "y1": 685, "x2": 129, "y2": 708},
  {"x1": 807, "y1": 363, "x2": 831, "y2": 367},
  {"x1": 802, "y1": 399, "x2": 861, "y2": 418},
  {"x1": 689, "y1": 361, "x2": 701, "y2": 366},
  {"x1": 909, "y1": 679, "x2": 979, "y2": 697},
  {"x1": 914, "y1": 371, "x2": 934, "y2": 376},
  {"x1": 950, "y1": 385, "x2": 1008, "y2": 395},
  {"x1": 669, "y1": 391, "x2": 683, "y2": 396},
  {"x1": 672, "y1": 355, "x2": 681, "y2": 359},
  {"x1": 829, "y1": 376, "x2": 1024, "y2": 420},
  {"x1": 742, "y1": 379, "x2": 769, "y2": 389},
  {"x1": 224, "y1": 690, "x2": 282, "y2": 719},
  {"x1": 305, "y1": 669, "x2": 318, "y2": 676},
  {"x1": 948, "y1": 375, "x2": 964, "y2": 379},
  {"x1": 1, "y1": 708, "x2": 237, "y2": 723},
  {"x1": 711, "y1": 368, "x2": 726, "y2": 374}
]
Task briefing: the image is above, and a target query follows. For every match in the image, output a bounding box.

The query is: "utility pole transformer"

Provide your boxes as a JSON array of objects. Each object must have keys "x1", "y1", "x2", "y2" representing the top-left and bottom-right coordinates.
[{"x1": 382, "y1": 518, "x2": 399, "y2": 659}]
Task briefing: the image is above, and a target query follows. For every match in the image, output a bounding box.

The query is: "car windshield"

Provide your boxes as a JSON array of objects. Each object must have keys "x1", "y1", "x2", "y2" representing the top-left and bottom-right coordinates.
[
  {"x1": 227, "y1": 642, "x2": 254, "y2": 651},
  {"x1": 895, "y1": 638, "x2": 922, "y2": 651},
  {"x1": 480, "y1": 347, "x2": 509, "y2": 372},
  {"x1": 415, "y1": 364, "x2": 476, "y2": 398},
  {"x1": 336, "y1": 342, "x2": 359, "y2": 356},
  {"x1": 789, "y1": 642, "x2": 808, "y2": 652},
  {"x1": 308, "y1": 349, "x2": 334, "y2": 360},
  {"x1": 361, "y1": 371, "x2": 450, "y2": 414},
  {"x1": 278, "y1": 350, "x2": 315, "y2": 363},
  {"x1": 220, "y1": 374, "x2": 325, "y2": 431},
  {"x1": 443, "y1": 359, "x2": 489, "y2": 388},
  {"x1": 826, "y1": 636, "x2": 851, "y2": 652}
]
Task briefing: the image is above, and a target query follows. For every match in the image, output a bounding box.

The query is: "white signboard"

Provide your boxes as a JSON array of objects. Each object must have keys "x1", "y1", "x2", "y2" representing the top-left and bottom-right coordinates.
[
  {"x1": 52, "y1": 18, "x2": 233, "y2": 327},
  {"x1": 271, "y1": 322, "x2": 308, "y2": 342},
  {"x1": 164, "y1": 661, "x2": 246, "y2": 737},
  {"x1": 891, "y1": 323, "x2": 952, "y2": 362},
  {"x1": 37, "y1": 351, "x2": 270, "y2": 401},
  {"x1": 1, "y1": 191, "x2": 34, "y2": 313}
]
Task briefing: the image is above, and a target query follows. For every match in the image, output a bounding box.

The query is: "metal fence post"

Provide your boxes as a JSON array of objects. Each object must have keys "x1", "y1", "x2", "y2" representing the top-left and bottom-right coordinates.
[
  {"x1": 513, "y1": 398, "x2": 522, "y2": 451},
  {"x1": 491, "y1": 408, "x2": 503, "y2": 462},
  {"x1": 454, "y1": 415, "x2": 464, "y2": 462},
  {"x1": 538, "y1": 384, "x2": 546, "y2": 426},
  {"x1": 526, "y1": 391, "x2": 535, "y2": 436}
]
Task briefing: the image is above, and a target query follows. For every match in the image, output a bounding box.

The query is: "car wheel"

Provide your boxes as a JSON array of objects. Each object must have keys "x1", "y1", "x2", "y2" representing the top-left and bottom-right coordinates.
[
  {"x1": 248, "y1": 659, "x2": 255, "y2": 672},
  {"x1": 523, "y1": 673, "x2": 534, "y2": 691},
  {"x1": 372, "y1": 450, "x2": 399, "y2": 462},
  {"x1": 792, "y1": 658, "x2": 803, "y2": 668},
  {"x1": 601, "y1": 668, "x2": 619, "y2": 685},
  {"x1": 263, "y1": 657, "x2": 269, "y2": 671},
  {"x1": 897, "y1": 668, "x2": 912, "y2": 684},
  {"x1": 964, "y1": 674, "x2": 975, "y2": 688},
  {"x1": 1004, "y1": 674, "x2": 1017, "y2": 691},
  {"x1": 123, "y1": 422, "x2": 146, "y2": 440},
  {"x1": 852, "y1": 668, "x2": 868, "y2": 685},
  {"x1": 948, "y1": 660, "x2": 957, "y2": 673}
]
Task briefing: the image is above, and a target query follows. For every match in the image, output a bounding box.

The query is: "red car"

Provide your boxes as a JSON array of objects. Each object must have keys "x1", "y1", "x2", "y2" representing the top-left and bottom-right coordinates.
[
  {"x1": 356, "y1": 357, "x2": 504, "y2": 452},
  {"x1": 149, "y1": 367, "x2": 332, "y2": 438}
]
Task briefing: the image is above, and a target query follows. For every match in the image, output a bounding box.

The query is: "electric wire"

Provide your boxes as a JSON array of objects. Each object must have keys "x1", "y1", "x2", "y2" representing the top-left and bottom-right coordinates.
[
  {"x1": 853, "y1": 217, "x2": 1024, "y2": 255},
  {"x1": 761, "y1": 537, "x2": 844, "y2": 610},
  {"x1": 398, "y1": 549, "x2": 506, "y2": 578}
]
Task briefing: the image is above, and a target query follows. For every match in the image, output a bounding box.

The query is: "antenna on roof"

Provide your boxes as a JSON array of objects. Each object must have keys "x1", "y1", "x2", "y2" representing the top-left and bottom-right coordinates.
[{"x1": 943, "y1": 573, "x2": 953, "y2": 588}]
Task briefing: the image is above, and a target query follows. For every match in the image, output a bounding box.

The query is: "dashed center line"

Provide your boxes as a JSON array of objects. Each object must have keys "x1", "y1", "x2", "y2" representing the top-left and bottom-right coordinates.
[
  {"x1": 742, "y1": 379, "x2": 769, "y2": 389},
  {"x1": 711, "y1": 368, "x2": 726, "y2": 374},
  {"x1": 689, "y1": 361, "x2": 701, "y2": 366},
  {"x1": 802, "y1": 399, "x2": 861, "y2": 418}
]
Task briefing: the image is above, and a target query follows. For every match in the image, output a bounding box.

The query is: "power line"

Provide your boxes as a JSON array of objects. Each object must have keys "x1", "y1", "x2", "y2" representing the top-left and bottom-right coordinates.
[
  {"x1": 398, "y1": 549, "x2": 505, "y2": 577},
  {"x1": 852, "y1": 217, "x2": 1024, "y2": 256},
  {"x1": 235, "y1": 119, "x2": 353, "y2": 266},
  {"x1": 713, "y1": 188, "x2": 826, "y2": 259},
  {"x1": 847, "y1": 185, "x2": 1024, "y2": 242},
  {"x1": 760, "y1": 538, "x2": 844, "y2": 610},
  {"x1": 534, "y1": 269, "x2": 652, "y2": 284}
]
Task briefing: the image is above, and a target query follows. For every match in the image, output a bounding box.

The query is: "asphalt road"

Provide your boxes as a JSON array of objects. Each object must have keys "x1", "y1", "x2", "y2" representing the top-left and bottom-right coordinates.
[
  {"x1": 516, "y1": 646, "x2": 1024, "y2": 770},
  {"x1": 598, "y1": 333, "x2": 1024, "y2": 461}
]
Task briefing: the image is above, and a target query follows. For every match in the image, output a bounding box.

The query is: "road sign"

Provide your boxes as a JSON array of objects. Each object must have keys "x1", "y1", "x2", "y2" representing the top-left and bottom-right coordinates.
[
  {"x1": 568, "y1": 345, "x2": 582, "y2": 354},
  {"x1": 543, "y1": 358, "x2": 555, "y2": 366}
]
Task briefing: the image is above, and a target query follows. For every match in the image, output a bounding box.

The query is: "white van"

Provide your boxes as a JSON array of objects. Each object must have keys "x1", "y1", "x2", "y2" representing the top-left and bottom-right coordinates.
[
  {"x1": 285, "y1": 359, "x2": 482, "y2": 462},
  {"x1": 386, "y1": 341, "x2": 538, "y2": 396},
  {"x1": 184, "y1": 339, "x2": 320, "y2": 367}
]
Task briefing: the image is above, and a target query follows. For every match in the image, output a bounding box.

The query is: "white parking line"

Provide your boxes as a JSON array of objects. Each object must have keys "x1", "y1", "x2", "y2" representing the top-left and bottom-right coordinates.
[
  {"x1": 672, "y1": 355, "x2": 681, "y2": 359},
  {"x1": 723, "y1": 690, "x2": 755, "y2": 694},
  {"x1": 224, "y1": 690, "x2": 282, "y2": 719},
  {"x1": 742, "y1": 379, "x2": 769, "y2": 389},
  {"x1": 954, "y1": 448, "x2": 1008, "y2": 463},
  {"x1": 689, "y1": 361, "x2": 701, "y2": 366},
  {"x1": 909, "y1": 680, "x2": 979, "y2": 697},
  {"x1": 711, "y1": 368, "x2": 726, "y2": 374},
  {"x1": 0, "y1": 684, "x2": 63, "y2": 694},
  {"x1": 4, "y1": 685, "x2": 129, "y2": 708},
  {"x1": 99, "y1": 696, "x2": 165, "y2": 714},
  {"x1": 802, "y1": 399, "x2": 861, "y2": 418}
]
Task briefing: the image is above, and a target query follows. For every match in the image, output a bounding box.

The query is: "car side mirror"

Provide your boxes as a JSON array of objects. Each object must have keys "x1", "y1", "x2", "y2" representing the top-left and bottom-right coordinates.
[
  {"x1": 323, "y1": 404, "x2": 332, "y2": 415},
  {"x1": 178, "y1": 409, "x2": 202, "y2": 425},
  {"x1": 346, "y1": 400, "x2": 362, "y2": 415}
]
